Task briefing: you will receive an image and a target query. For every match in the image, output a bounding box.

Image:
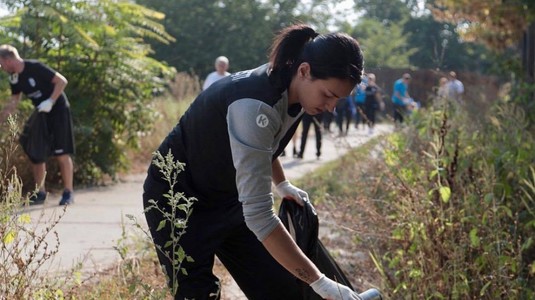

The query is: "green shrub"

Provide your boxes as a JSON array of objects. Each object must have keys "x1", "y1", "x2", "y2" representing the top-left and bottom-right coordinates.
[
  {"x1": 1, "y1": 0, "x2": 176, "y2": 185},
  {"x1": 374, "y1": 97, "x2": 535, "y2": 299}
]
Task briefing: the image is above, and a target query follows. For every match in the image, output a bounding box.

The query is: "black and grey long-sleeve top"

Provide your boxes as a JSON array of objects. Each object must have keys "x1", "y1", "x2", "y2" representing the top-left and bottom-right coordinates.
[{"x1": 158, "y1": 63, "x2": 303, "y2": 241}]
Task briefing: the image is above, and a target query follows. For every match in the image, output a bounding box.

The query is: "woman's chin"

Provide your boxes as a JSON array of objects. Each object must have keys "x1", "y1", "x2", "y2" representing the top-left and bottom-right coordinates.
[{"x1": 305, "y1": 108, "x2": 323, "y2": 115}]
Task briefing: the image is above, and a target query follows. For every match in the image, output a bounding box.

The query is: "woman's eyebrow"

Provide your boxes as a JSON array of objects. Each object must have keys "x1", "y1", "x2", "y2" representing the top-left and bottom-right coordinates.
[{"x1": 328, "y1": 89, "x2": 341, "y2": 98}]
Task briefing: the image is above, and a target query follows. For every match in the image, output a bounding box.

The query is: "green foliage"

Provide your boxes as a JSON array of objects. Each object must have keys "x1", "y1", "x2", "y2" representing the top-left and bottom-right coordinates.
[
  {"x1": 374, "y1": 95, "x2": 535, "y2": 298},
  {"x1": 135, "y1": 0, "x2": 345, "y2": 77},
  {"x1": 0, "y1": 0, "x2": 176, "y2": 184},
  {"x1": 344, "y1": 1, "x2": 496, "y2": 73},
  {"x1": 135, "y1": 0, "x2": 274, "y2": 76},
  {"x1": 349, "y1": 18, "x2": 417, "y2": 68},
  {"x1": 404, "y1": 15, "x2": 495, "y2": 72},
  {"x1": 129, "y1": 149, "x2": 199, "y2": 297},
  {"x1": 353, "y1": 0, "x2": 413, "y2": 24},
  {"x1": 508, "y1": 81, "x2": 535, "y2": 125}
]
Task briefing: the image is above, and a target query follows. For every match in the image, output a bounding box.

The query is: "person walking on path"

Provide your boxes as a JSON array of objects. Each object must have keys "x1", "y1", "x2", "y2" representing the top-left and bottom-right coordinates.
[
  {"x1": 391, "y1": 73, "x2": 412, "y2": 125},
  {"x1": 353, "y1": 75, "x2": 367, "y2": 129},
  {"x1": 446, "y1": 71, "x2": 464, "y2": 104},
  {"x1": 280, "y1": 130, "x2": 299, "y2": 158},
  {"x1": 335, "y1": 96, "x2": 354, "y2": 136},
  {"x1": 143, "y1": 24, "x2": 364, "y2": 300},
  {"x1": 363, "y1": 73, "x2": 381, "y2": 135},
  {"x1": 322, "y1": 110, "x2": 334, "y2": 132},
  {"x1": 297, "y1": 112, "x2": 323, "y2": 159},
  {"x1": 0, "y1": 44, "x2": 75, "y2": 205},
  {"x1": 202, "y1": 56, "x2": 230, "y2": 90}
]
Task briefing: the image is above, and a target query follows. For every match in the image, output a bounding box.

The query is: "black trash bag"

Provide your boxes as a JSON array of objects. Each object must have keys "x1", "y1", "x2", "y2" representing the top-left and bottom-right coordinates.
[
  {"x1": 19, "y1": 110, "x2": 51, "y2": 164},
  {"x1": 279, "y1": 199, "x2": 355, "y2": 299}
]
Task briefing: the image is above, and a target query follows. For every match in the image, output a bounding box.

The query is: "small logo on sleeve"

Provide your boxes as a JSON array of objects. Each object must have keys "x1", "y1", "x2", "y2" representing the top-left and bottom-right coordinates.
[
  {"x1": 256, "y1": 114, "x2": 269, "y2": 128},
  {"x1": 9, "y1": 73, "x2": 18, "y2": 84},
  {"x1": 231, "y1": 70, "x2": 253, "y2": 81},
  {"x1": 29, "y1": 78, "x2": 36, "y2": 87}
]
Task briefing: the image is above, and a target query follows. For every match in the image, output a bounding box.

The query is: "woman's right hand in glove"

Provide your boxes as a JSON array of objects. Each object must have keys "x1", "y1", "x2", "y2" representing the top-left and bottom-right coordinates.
[{"x1": 310, "y1": 274, "x2": 362, "y2": 300}]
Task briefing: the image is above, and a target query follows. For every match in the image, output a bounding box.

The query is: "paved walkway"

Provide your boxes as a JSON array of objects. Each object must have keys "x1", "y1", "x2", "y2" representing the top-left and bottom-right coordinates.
[{"x1": 21, "y1": 123, "x2": 393, "y2": 282}]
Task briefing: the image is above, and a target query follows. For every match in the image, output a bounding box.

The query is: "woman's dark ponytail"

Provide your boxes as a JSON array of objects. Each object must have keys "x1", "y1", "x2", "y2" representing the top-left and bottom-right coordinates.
[
  {"x1": 269, "y1": 24, "x2": 318, "y2": 73},
  {"x1": 269, "y1": 24, "x2": 364, "y2": 88}
]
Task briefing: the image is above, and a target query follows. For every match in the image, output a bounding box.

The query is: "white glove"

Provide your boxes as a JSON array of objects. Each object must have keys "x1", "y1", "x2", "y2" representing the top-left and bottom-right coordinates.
[
  {"x1": 275, "y1": 180, "x2": 308, "y2": 206},
  {"x1": 310, "y1": 274, "x2": 362, "y2": 300},
  {"x1": 37, "y1": 98, "x2": 55, "y2": 113}
]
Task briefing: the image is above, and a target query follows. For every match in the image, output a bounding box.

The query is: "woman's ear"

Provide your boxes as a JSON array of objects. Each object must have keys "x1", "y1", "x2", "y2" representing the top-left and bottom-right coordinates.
[{"x1": 297, "y1": 62, "x2": 311, "y2": 79}]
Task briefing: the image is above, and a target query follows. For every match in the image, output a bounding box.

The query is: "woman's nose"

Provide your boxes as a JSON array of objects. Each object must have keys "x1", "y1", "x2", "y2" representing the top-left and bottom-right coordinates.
[{"x1": 325, "y1": 100, "x2": 337, "y2": 112}]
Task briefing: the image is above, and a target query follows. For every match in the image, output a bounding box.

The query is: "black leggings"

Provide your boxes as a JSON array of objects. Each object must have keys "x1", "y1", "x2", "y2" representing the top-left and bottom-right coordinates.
[{"x1": 143, "y1": 166, "x2": 302, "y2": 299}]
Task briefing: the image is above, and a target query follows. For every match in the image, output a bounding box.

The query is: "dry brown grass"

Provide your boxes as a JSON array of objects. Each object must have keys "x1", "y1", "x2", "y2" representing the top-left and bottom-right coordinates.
[{"x1": 296, "y1": 140, "x2": 392, "y2": 294}]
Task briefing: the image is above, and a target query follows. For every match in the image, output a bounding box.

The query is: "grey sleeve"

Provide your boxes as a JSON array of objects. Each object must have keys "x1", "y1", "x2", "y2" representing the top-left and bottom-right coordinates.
[{"x1": 227, "y1": 99, "x2": 282, "y2": 241}]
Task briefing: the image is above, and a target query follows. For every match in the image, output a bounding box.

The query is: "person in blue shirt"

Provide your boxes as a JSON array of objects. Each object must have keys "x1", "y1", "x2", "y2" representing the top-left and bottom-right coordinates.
[
  {"x1": 391, "y1": 73, "x2": 412, "y2": 124},
  {"x1": 353, "y1": 75, "x2": 367, "y2": 129}
]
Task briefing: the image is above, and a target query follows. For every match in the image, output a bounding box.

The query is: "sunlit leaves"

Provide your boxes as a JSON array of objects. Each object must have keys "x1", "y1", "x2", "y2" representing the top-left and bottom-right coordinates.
[
  {"x1": 438, "y1": 186, "x2": 450, "y2": 203},
  {"x1": 429, "y1": 0, "x2": 535, "y2": 50}
]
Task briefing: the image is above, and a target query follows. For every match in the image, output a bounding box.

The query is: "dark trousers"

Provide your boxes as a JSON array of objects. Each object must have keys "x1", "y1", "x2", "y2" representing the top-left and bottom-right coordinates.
[
  {"x1": 364, "y1": 101, "x2": 376, "y2": 127},
  {"x1": 336, "y1": 106, "x2": 352, "y2": 134},
  {"x1": 322, "y1": 111, "x2": 334, "y2": 132},
  {"x1": 393, "y1": 104, "x2": 406, "y2": 124},
  {"x1": 300, "y1": 113, "x2": 322, "y2": 157},
  {"x1": 354, "y1": 103, "x2": 366, "y2": 128},
  {"x1": 143, "y1": 166, "x2": 302, "y2": 299}
]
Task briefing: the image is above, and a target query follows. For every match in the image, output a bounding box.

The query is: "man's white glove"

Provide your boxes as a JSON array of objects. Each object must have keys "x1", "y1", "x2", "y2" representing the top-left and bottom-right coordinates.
[
  {"x1": 37, "y1": 98, "x2": 54, "y2": 113},
  {"x1": 275, "y1": 180, "x2": 308, "y2": 206},
  {"x1": 310, "y1": 274, "x2": 362, "y2": 300}
]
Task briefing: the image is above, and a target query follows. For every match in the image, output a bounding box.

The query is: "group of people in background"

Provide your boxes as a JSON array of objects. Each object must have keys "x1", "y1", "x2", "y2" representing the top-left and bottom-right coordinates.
[
  {"x1": 280, "y1": 72, "x2": 385, "y2": 160},
  {"x1": 0, "y1": 40, "x2": 465, "y2": 209},
  {"x1": 201, "y1": 54, "x2": 465, "y2": 134},
  {"x1": 277, "y1": 68, "x2": 465, "y2": 160},
  {"x1": 392, "y1": 70, "x2": 464, "y2": 126}
]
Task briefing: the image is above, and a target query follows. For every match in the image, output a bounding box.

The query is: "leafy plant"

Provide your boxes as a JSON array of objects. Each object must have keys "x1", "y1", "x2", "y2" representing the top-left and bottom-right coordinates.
[
  {"x1": 373, "y1": 96, "x2": 535, "y2": 299},
  {"x1": 0, "y1": 0, "x2": 176, "y2": 184},
  {"x1": 128, "y1": 149, "x2": 199, "y2": 297}
]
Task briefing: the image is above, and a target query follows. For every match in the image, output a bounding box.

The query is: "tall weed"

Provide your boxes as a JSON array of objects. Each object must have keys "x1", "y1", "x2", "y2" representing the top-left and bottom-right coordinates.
[
  {"x1": 128, "y1": 150, "x2": 199, "y2": 298},
  {"x1": 0, "y1": 115, "x2": 76, "y2": 299},
  {"x1": 374, "y1": 98, "x2": 535, "y2": 299}
]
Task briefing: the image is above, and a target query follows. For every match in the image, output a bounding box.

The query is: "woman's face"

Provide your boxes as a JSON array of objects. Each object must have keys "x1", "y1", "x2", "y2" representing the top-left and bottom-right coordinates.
[{"x1": 290, "y1": 63, "x2": 355, "y2": 115}]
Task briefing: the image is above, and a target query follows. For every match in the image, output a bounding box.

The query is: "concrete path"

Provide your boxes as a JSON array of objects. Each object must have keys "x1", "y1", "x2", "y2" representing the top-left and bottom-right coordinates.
[{"x1": 20, "y1": 123, "x2": 393, "y2": 283}]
